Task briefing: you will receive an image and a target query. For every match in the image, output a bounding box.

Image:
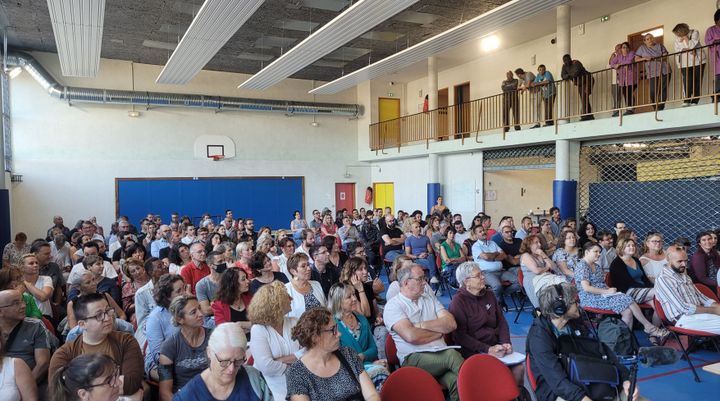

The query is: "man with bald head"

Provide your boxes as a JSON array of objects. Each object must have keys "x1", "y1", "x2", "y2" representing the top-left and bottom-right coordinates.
[
  {"x1": 150, "y1": 224, "x2": 172, "y2": 258},
  {"x1": 0, "y1": 289, "x2": 51, "y2": 383},
  {"x1": 655, "y1": 245, "x2": 720, "y2": 334}
]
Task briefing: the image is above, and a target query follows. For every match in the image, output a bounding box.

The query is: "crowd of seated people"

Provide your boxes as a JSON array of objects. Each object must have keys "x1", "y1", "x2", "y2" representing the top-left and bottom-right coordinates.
[{"x1": 1, "y1": 195, "x2": 720, "y2": 401}]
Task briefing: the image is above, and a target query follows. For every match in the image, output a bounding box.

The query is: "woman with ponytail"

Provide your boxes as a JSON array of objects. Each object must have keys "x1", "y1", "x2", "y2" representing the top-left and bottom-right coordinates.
[{"x1": 50, "y1": 353, "x2": 119, "y2": 401}]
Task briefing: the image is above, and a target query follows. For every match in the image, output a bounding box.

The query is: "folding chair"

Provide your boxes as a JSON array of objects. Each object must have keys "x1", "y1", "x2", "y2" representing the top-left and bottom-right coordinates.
[
  {"x1": 458, "y1": 354, "x2": 519, "y2": 401},
  {"x1": 381, "y1": 367, "x2": 445, "y2": 401},
  {"x1": 653, "y1": 297, "x2": 720, "y2": 382}
]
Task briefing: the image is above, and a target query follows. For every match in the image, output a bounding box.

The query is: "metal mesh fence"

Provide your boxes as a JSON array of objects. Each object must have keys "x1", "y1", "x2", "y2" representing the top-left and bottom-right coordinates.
[
  {"x1": 483, "y1": 144, "x2": 555, "y2": 170},
  {"x1": 579, "y1": 136, "x2": 720, "y2": 250}
]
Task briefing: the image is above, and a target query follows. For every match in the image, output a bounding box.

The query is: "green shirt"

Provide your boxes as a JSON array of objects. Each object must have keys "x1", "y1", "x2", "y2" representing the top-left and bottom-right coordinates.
[
  {"x1": 23, "y1": 292, "x2": 43, "y2": 319},
  {"x1": 440, "y1": 241, "x2": 462, "y2": 270}
]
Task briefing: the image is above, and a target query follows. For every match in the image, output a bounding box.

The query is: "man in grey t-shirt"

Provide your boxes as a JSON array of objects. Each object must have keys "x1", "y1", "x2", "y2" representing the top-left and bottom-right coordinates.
[{"x1": 196, "y1": 251, "x2": 223, "y2": 316}]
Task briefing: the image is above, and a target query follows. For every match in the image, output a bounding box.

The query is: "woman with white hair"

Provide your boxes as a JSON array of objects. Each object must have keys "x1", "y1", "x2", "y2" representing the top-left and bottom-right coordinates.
[
  {"x1": 172, "y1": 322, "x2": 272, "y2": 401},
  {"x1": 448, "y1": 262, "x2": 524, "y2": 387}
]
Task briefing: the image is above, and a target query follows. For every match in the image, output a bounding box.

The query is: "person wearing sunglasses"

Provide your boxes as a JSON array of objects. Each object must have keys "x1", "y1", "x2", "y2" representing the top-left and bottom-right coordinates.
[
  {"x1": 173, "y1": 322, "x2": 272, "y2": 401},
  {"x1": 50, "y1": 353, "x2": 119, "y2": 401},
  {"x1": 49, "y1": 293, "x2": 144, "y2": 401}
]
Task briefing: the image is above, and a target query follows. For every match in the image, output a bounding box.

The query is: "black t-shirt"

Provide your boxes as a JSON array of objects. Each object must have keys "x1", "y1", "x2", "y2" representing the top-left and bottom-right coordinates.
[
  {"x1": 311, "y1": 265, "x2": 340, "y2": 297},
  {"x1": 249, "y1": 272, "x2": 288, "y2": 295},
  {"x1": 379, "y1": 225, "x2": 404, "y2": 253},
  {"x1": 497, "y1": 238, "x2": 522, "y2": 269}
]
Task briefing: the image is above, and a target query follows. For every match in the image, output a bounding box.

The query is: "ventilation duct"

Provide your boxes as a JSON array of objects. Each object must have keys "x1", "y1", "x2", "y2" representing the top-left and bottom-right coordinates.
[{"x1": 4, "y1": 51, "x2": 360, "y2": 117}]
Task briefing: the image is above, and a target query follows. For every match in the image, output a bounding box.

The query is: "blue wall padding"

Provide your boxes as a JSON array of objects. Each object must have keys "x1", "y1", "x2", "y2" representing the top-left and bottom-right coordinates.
[
  {"x1": 587, "y1": 180, "x2": 720, "y2": 253},
  {"x1": 427, "y1": 183, "x2": 441, "y2": 215},
  {"x1": 116, "y1": 177, "x2": 304, "y2": 229},
  {"x1": 0, "y1": 189, "x2": 10, "y2": 251},
  {"x1": 553, "y1": 180, "x2": 577, "y2": 220}
]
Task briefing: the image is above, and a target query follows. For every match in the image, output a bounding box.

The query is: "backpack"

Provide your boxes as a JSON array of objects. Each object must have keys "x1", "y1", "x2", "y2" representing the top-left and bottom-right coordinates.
[{"x1": 597, "y1": 316, "x2": 634, "y2": 356}]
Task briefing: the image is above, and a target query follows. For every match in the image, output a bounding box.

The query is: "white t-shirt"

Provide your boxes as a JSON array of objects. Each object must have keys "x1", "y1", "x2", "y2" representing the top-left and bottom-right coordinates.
[
  {"x1": 383, "y1": 292, "x2": 448, "y2": 364},
  {"x1": 30, "y1": 276, "x2": 54, "y2": 317},
  {"x1": 68, "y1": 260, "x2": 118, "y2": 285},
  {"x1": 293, "y1": 246, "x2": 314, "y2": 265}
]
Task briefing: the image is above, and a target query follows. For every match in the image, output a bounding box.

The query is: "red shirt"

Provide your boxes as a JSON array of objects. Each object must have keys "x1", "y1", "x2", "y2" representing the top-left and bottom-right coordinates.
[{"x1": 180, "y1": 261, "x2": 210, "y2": 295}]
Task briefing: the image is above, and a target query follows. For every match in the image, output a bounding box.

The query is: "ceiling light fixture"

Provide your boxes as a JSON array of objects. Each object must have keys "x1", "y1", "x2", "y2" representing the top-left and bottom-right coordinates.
[
  {"x1": 239, "y1": 0, "x2": 419, "y2": 90},
  {"x1": 481, "y1": 35, "x2": 500, "y2": 52},
  {"x1": 46, "y1": 0, "x2": 106, "y2": 77},
  {"x1": 310, "y1": 0, "x2": 571, "y2": 95},
  {"x1": 156, "y1": 0, "x2": 266, "y2": 85},
  {"x1": 6, "y1": 66, "x2": 22, "y2": 79}
]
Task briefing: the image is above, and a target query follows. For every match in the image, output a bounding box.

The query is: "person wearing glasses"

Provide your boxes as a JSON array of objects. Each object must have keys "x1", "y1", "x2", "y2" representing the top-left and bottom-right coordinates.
[
  {"x1": 448, "y1": 262, "x2": 524, "y2": 387},
  {"x1": 158, "y1": 296, "x2": 211, "y2": 401},
  {"x1": 285, "y1": 254, "x2": 326, "y2": 319},
  {"x1": 173, "y1": 322, "x2": 272, "y2": 401},
  {"x1": 287, "y1": 308, "x2": 380, "y2": 401},
  {"x1": 50, "y1": 353, "x2": 119, "y2": 401},
  {"x1": 274, "y1": 237, "x2": 298, "y2": 282},
  {"x1": 383, "y1": 265, "x2": 463, "y2": 401},
  {"x1": 49, "y1": 293, "x2": 144, "y2": 401}
]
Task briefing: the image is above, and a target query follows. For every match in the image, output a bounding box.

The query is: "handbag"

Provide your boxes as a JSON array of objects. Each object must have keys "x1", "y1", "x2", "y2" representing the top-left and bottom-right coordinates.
[{"x1": 558, "y1": 334, "x2": 620, "y2": 401}]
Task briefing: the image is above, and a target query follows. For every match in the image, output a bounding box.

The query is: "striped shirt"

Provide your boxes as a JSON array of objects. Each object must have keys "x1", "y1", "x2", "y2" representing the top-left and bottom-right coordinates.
[{"x1": 655, "y1": 267, "x2": 714, "y2": 322}]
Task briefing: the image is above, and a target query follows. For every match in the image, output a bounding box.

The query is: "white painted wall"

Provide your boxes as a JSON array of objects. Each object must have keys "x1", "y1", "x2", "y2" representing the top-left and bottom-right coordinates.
[
  {"x1": 9, "y1": 52, "x2": 368, "y2": 237},
  {"x1": 404, "y1": 0, "x2": 717, "y2": 109}
]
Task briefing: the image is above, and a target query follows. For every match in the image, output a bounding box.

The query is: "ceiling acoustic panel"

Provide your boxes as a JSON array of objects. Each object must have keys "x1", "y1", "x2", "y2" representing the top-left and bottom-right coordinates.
[
  {"x1": 46, "y1": 0, "x2": 106, "y2": 77},
  {"x1": 310, "y1": 0, "x2": 572, "y2": 95}
]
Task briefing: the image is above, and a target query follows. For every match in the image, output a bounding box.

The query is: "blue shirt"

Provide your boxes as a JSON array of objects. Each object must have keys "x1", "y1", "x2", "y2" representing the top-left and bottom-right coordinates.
[
  {"x1": 404, "y1": 234, "x2": 430, "y2": 256},
  {"x1": 471, "y1": 240, "x2": 504, "y2": 272},
  {"x1": 150, "y1": 238, "x2": 169, "y2": 258},
  {"x1": 534, "y1": 71, "x2": 555, "y2": 98},
  {"x1": 144, "y1": 307, "x2": 179, "y2": 373}
]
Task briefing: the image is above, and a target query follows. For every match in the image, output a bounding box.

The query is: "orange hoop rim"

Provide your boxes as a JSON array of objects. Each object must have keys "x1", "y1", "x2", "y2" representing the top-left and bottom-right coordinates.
[{"x1": 209, "y1": 155, "x2": 225, "y2": 161}]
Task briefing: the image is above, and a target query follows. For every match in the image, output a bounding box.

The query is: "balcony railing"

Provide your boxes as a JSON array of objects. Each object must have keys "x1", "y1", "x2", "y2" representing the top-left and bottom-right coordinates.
[{"x1": 369, "y1": 43, "x2": 720, "y2": 152}]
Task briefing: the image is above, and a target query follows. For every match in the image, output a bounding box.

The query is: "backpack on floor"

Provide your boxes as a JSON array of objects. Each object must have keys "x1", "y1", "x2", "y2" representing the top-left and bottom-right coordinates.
[{"x1": 597, "y1": 316, "x2": 634, "y2": 356}]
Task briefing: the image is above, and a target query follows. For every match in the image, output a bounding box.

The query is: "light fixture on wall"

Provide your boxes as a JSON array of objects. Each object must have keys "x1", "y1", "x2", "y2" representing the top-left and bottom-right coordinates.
[
  {"x1": 480, "y1": 35, "x2": 500, "y2": 52},
  {"x1": 6, "y1": 66, "x2": 22, "y2": 79}
]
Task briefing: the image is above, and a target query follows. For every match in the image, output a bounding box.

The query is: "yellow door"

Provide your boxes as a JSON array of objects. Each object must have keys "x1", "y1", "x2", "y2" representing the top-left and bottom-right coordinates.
[
  {"x1": 378, "y1": 97, "x2": 400, "y2": 147},
  {"x1": 373, "y1": 183, "x2": 394, "y2": 213}
]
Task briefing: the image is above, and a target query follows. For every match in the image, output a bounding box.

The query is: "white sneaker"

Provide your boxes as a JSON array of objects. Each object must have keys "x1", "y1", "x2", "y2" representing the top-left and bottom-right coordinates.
[
  {"x1": 681, "y1": 102, "x2": 691, "y2": 107},
  {"x1": 430, "y1": 277, "x2": 439, "y2": 284}
]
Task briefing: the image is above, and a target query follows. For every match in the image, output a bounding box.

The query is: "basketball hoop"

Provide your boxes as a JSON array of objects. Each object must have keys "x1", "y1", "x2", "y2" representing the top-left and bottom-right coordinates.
[{"x1": 209, "y1": 155, "x2": 225, "y2": 161}]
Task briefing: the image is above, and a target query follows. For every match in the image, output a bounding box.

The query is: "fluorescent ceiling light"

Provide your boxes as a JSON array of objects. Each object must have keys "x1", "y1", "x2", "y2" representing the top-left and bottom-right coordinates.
[
  {"x1": 46, "y1": 0, "x2": 106, "y2": 77},
  {"x1": 239, "y1": 0, "x2": 420, "y2": 90},
  {"x1": 143, "y1": 40, "x2": 177, "y2": 51},
  {"x1": 273, "y1": 19, "x2": 320, "y2": 32},
  {"x1": 236, "y1": 53, "x2": 274, "y2": 62},
  {"x1": 7, "y1": 66, "x2": 23, "y2": 79},
  {"x1": 156, "y1": 0, "x2": 266, "y2": 85},
  {"x1": 481, "y1": 35, "x2": 500, "y2": 52},
  {"x1": 311, "y1": 0, "x2": 571, "y2": 95}
]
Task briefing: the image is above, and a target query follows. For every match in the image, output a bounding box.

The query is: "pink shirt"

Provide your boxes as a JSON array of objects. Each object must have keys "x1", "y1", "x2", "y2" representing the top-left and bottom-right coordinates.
[
  {"x1": 704, "y1": 24, "x2": 720, "y2": 74},
  {"x1": 610, "y1": 51, "x2": 637, "y2": 86}
]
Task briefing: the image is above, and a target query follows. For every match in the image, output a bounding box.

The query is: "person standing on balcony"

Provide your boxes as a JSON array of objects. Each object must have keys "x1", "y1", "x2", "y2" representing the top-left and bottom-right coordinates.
[
  {"x1": 705, "y1": 9, "x2": 720, "y2": 102},
  {"x1": 501, "y1": 71, "x2": 521, "y2": 132},
  {"x1": 610, "y1": 42, "x2": 637, "y2": 115},
  {"x1": 561, "y1": 54, "x2": 594, "y2": 121},
  {"x1": 534, "y1": 64, "x2": 556, "y2": 127},
  {"x1": 635, "y1": 34, "x2": 671, "y2": 111},
  {"x1": 673, "y1": 23, "x2": 705, "y2": 106},
  {"x1": 608, "y1": 44, "x2": 622, "y2": 117},
  {"x1": 514, "y1": 68, "x2": 541, "y2": 128}
]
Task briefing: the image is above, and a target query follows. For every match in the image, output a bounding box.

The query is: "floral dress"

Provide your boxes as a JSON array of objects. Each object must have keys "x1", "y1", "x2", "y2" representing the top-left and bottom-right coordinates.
[
  {"x1": 574, "y1": 259, "x2": 633, "y2": 313},
  {"x1": 552, "y1": 248, "x2": 579, "y2": 280}
]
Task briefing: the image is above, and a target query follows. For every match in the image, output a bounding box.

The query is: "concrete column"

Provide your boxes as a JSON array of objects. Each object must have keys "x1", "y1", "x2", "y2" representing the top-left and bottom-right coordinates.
[
  {"x1": 556, "y1": 5, "x2": 571, "y2": 124},
  {"x1": 427, "y1": 153, "x2": 441, "y2": 214},
  {"x1": 428, "y1": 56, "x2": 438, "y2": 110},
  {"x1": 555, "y1": 139, "x2": 570, "y2": 181}
]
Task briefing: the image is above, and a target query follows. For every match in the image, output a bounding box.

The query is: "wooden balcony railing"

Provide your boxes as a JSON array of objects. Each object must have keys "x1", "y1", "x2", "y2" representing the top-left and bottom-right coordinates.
[{"x1": 369, "y1": 43, "x2": 720, "y2": 152}]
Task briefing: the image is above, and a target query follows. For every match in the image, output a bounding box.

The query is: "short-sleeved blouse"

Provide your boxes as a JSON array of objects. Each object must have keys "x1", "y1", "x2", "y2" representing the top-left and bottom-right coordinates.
[
  {"x1": 286, "y1": 346, "x2": 364, "y2": 401},
  {"x1": 574, "y1": 259, "x2": 633, "y2": 313},
  {"x1": 552, "y1": 248, "x2": 579, "y2": 279}
]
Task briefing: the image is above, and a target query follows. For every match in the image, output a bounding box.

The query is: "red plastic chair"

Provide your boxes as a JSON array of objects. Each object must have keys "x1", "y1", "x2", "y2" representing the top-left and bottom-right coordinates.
[
  {"x1": 695, "y1": 283, "x2": 720, "y2": 302},
  {"x1": 525, "y1": 354, "x2": 537, "y2": 392},
  {"x1": 385, "y1": 333, "x2": 400, "y2": 371},
  {"x1": 381, "y1": 367, "x2": 445, "y2": 401},
  {"x1": 653, "y1": 297, "x2": 719, "y2": 382},
  {"x1": 458, "y1": 354, "x2": 519, "y2": 401}
]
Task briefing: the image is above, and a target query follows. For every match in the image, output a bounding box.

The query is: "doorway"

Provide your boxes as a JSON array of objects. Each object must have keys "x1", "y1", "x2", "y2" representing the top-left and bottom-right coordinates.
[
  {"x1": 454, "y1": 82, "x2": 470, "y2": 139},
  {"x1": 378, "y1": 97, "x2": 401, "y2": 147},
  {"x1": 335, "y1": 183, "x2": 356, "y2": 214},
  {"x1": 373, "y1": 182, "x2": 395, "y2": 213},
  {"x1": 628, "y1": 26, "x2": 664, "y2": 113},
  {"x1": 437, "y1": 88, "x2": 449, "y2": 140}
]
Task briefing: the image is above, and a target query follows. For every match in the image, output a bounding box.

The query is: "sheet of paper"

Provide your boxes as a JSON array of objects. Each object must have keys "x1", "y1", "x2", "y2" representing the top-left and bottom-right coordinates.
[{"x1": 497, "y1": 351, "x2": 525, "y2": 365}]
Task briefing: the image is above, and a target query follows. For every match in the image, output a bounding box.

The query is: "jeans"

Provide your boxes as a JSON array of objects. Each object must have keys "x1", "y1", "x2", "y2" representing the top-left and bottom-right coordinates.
[
  {"x1": 385, "y1": 249, "x2": 403, "y2": 262},
  {"x1": 649, "y1": 72, "x2": 671, "y2": 110},
  {"x1": 543, "y1": 94, "x2": 556, "y2": 124},
  {"x1": 502, "y1": 92, "x2": 520, "y2": 130},
  {"x1": 680, "y1": 64, "x2": 705, "y2": 104},
  {"x1": 483, "y1": 266, "x2": 521, "y2": 302},
  {"x1": 414, "y1": 254, "x2": 437, "y2": 279}
]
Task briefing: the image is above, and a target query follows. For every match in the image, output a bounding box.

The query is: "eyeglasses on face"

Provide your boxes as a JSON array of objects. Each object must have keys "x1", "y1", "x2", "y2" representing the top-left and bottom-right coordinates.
[
  {"x1": 214, "y1": 352, "x2": 246, "y2": 369},
  {"x1": 408, "y1": 275, "x2": 427, "y2": 283},
  {"x1": 84, "y1": 365, "x2": 121, "y2": 389},
  {"x1": 82, "y1": 307, "x2": 116, "y2": 322},
  {"x1": 321, "y1": 324, "x2": 339, "y2": 335}
]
